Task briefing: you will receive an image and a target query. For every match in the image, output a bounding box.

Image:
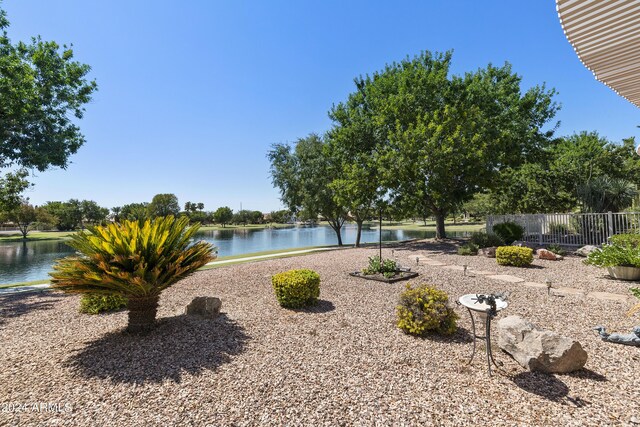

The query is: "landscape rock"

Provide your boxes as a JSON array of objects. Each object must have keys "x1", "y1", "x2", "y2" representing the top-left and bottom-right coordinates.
[
  {"x1": 575, "y1": 245, "x2": 598, "y2": 257},
  {"x1": 512, "y1": 240, "x2": 536, "y2": 249},
  {"x1": 477, "y1": 246, "x2": 497, "y2": 258},
  {"x1": 185, "y1": 296, "x2": 222, "y2": 319},
  {"x1": 536, "y1": 248, "x2": 563, "y2": 261},
  {"x1": 497, "y1": 315, "x2": 587, "y2": 373}
]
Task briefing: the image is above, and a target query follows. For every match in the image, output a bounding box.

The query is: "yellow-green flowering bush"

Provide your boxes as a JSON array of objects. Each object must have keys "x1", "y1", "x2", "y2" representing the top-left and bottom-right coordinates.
[
  {"x1": 272, "y1": 269, "x2": 320, "y2": 308},
  {"x1": 496, "y1": 246, "x2": 533, "y2": 267},
  {"x1": 396, "y1": 284, "x2": 458, "y2": 336}
]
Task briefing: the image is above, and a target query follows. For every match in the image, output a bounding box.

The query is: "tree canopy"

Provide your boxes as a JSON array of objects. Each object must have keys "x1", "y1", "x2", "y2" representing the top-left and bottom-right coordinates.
[
  {"x1": 0, "y1": 6, "x2": 97, "y2": 171},
  {"x1": 486, "y1": 132, "x2": 640, "y2": 215},
  {"x1": 328, "y1": 51, "x2": 558, "y2": 237},
  {"x1": 148, "y1": 193, "x2": 180, "y2": 218},
  {"x1": 213, "y1": 206, "x2": 233, "y2": 227},
  {"x1": 268, "y1": 134, "x2": 347, "y2": 245}
]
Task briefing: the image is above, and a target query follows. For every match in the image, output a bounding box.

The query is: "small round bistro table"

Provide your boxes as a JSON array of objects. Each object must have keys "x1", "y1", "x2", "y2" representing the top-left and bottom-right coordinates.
[{"x1": 458, "y1": 294, "x2": 508, "y2": 376}]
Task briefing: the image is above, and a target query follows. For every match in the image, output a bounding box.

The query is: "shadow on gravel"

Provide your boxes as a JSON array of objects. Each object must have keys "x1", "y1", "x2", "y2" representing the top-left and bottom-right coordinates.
[
  {"x1": 565, "y1": 368, "x2": 608, "y2": 382},
  {"x1": 401, "y1": 240, "x2": 459, "y2": 255},
  {"x1": 0, "y1": 292, "x2": 63, "y2": 325},
  {"x1": 293, "y1": 299, "x2": 335, "y2": 314},
  {"x1": 424, "y1": 326, "x2": 474, "y2": 344},
  {"x1": 511, "y1": 371, "x2": 569, "y2": 401},
  {"x1": 66, "y1": 313, "x2": 249, "y2": 384}
]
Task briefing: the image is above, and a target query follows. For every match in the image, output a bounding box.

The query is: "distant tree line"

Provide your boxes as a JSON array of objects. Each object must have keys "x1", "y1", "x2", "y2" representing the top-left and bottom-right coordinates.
[{"x1": 0, "y1": 190, "x2": 293, "y2": 238}]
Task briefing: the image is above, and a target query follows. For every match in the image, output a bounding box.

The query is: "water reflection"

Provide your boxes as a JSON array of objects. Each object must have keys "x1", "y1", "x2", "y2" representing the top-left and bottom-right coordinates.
[
  {"x1": 0, "y1": 240, "x2": 74, "y2": 284},
  {"x1": 0, "y1": 225, "x2": 468, "y2": 284}
]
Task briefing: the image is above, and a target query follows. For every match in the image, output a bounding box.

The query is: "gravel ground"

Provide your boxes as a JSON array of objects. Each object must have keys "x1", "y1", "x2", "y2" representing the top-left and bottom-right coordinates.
[{"x1": 1, "y1": 240, "x2": 639, "y2": 426}]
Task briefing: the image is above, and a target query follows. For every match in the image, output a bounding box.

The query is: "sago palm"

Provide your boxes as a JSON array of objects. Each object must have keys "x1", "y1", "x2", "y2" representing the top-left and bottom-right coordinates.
[{"x1": 50, "y1": 215, "x2": 216, "y2": 333}]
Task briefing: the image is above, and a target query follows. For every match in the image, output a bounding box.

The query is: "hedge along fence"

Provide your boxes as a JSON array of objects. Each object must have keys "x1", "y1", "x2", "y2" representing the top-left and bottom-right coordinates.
[{"x1": 487, "y1": 212, "x2": 640, "y2": 248}]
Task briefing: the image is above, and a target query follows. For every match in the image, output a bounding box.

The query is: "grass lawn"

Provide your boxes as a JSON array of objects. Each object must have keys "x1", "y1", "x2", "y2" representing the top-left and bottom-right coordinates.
[
  {"x1": 0, "y1": 230, "x2": 76, "y2": 242},
  {"x1": 366, "y1": 220, "x2": 485, "y2": 233},
  {"x1": 0, "y1": 279, "x2": 50, "y2": 289},
  {"x1": 198, "y1": 223, "x2": 295, "y2": 231}
]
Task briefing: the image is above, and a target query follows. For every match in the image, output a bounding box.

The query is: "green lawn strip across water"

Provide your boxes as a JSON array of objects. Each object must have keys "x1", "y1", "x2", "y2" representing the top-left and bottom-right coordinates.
[
  {"x1": 0, "y1": 231, "x2": 76, "y2": 242},
  {"x1": 0, "y1": 279, "x2": 50, "y2": 289},
  {"x1": 198, "y1": 223, "x2": 295, "y2": 231}
]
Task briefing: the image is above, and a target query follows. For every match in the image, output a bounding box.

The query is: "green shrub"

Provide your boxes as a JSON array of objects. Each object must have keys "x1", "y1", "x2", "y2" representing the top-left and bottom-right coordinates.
[
  {"x1": 496, "y1": 246, "x2": 533, "y2": 267},
  {"x1": 79, "y1": 294, "x2": 128, "y2": 314},
  {"x1": 584, "y1": 244, "x2": 640, "y2": 268},
  {"x1": 469, "y1": 232, "x2": 504, "y2": 248},
  {"x1": 362, "y1": 256, "x2": 397, "y2": 276},
  {"x1": 396, "y1": 284, "x2": 458, "y2": 336},
  {"x1": 548, "y1": 222, "x2": 571, "y2": 235},
  {"x1": 547, "y1": 243, "x2": 567, "y2": 256},
  {"x1": 272, "y1": 269, "x2": 320, "y2": 308},
  {"x1": 457, "y1": 243, "x2": 479, "y2": 256},
  {"x1": 609, "y1": 233, "x2": 640, "y2": 248},
  {"x1": 492, "y1": 222, "x2": 525, "y2": 245}
]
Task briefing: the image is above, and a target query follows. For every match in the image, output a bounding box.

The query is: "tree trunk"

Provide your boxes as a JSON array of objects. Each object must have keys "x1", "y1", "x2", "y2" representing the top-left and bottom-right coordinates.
[
  {"x1": 434, "y1": 211, "x2": 447, "y2": 239},
  {"x1": 328, "y1": 219, "x2": 343, "y2": 246},
  {"x1": 18, "y1": 223, "x2": 28, "y2": 239},
  {"x1": 334, "y1": 225, "x2": 343, "y2": 246},
  {"x1": 126, "y1": 295, "x2": 160, "y2": 334},
  {"x1": 355, "y1": 219, "x2": 364, "y2": 247}
]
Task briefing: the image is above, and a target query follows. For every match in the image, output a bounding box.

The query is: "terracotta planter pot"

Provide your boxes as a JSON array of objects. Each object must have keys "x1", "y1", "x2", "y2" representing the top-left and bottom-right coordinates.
[
  {"x1": 607, "y1": 266, "x2": 640, "y2": 281},
  {"x1": 126, "y1": 295, "x2": 160, "y2": 334}
]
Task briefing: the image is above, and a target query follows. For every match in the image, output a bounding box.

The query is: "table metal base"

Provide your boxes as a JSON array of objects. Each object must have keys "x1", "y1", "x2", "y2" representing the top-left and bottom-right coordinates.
[{"x1": 465, "y1": 307, "x2": 502, "y2": 376}]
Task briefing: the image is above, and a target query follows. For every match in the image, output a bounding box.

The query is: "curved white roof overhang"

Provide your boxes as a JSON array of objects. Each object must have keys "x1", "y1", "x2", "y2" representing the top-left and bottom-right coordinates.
[{"x1": 557, "y1": 0, "x2": 640, "y2": 108}]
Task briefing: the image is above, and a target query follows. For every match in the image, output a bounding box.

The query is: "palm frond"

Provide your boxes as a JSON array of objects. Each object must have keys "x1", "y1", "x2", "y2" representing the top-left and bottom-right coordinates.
[{"x1": 50, "y1": 216, "x2": 216, "y2": 297}]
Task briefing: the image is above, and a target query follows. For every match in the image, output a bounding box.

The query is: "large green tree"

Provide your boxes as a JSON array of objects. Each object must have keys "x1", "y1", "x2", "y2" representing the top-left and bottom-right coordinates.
[
  {"x1": 268, "y1": 134, "x2": 347, "y2": 245},
  {"x1": 80, "y1": 200, "x2": 109, "y2": 227},
  {"x1": 489, "y1": 163, "x2": 576, "y2": 214},
  {"x1": 0, "y1": 6, "x2": 97, "y2": 171},
  {"x1": 0, "y1": 5, "x2": 96, "y2": 216},
  {"x1": 213, "y1": 206, "x2": 233, "y2": 227},
  {"x1": 120, "y1": 202, "x2": 149, "y2": 221},
  {"x1": 332, "y1": 51, "x2": 558, "y2": 238},
  {"x1": 490, "y1": 132, "x2": 640, "y2": 214},
  {"x1": 5, "y1": 202, "x2": 36, "y2": 238},
  {"x1": 42, "y1": 199, "x2": 82, "y2": 231},
  {"x1": 148, "y1": 193, "x2": 180, "y2": 218},
  {"x1": 327, "y1": 102, "x2": 380, "y2": 246},
  {"x1": 0, "y1": 169, "x2": 30, "y2": 213}
]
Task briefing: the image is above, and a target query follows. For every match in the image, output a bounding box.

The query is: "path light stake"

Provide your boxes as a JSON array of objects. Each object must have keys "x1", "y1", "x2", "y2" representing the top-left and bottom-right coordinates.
[
  {"x1": 546, "y1": 278, "x2": 552, "y2": 296},
  {"x1": 379, "y1": 208, "x2": 383, "y2": 263},
  {"x1": 416, "y1": 256, "x2": 420, "y2": 266},
  {"x1": 463, "y1": 264, "x2": 468, "y2": 277}
]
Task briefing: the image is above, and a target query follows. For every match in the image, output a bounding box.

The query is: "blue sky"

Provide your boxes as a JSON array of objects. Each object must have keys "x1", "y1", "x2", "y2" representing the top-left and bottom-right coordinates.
[{"x1": 3, "y1": 1, "x2": 640, "y2": 212}]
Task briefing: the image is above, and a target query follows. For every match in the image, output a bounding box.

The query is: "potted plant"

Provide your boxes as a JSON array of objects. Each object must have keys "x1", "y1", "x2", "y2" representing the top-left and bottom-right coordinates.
[{"x1": 584, "y1": 243, "x2": 640, "y2": 281}]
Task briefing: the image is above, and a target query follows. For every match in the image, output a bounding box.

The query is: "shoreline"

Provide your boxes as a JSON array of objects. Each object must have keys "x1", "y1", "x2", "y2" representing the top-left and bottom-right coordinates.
[
  {"x1": 0, "y1": 221, "x2": 485, "y2": 244},
  {"x1": 0, "y1": 239, "x2": 421, "y2": 289}
]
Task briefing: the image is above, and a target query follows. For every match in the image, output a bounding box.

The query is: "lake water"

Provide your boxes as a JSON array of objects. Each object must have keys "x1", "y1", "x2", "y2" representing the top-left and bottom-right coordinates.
[{"x1": 0, "y1": 224, "x2": 469, "y2": 285}]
